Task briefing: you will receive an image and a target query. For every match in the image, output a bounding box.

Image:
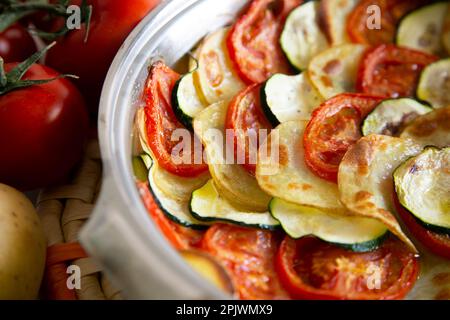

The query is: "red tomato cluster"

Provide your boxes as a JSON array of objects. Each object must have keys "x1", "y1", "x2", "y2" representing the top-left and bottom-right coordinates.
[{"x1": 0, "y1": 0, "x2": 160, "y2": 191}]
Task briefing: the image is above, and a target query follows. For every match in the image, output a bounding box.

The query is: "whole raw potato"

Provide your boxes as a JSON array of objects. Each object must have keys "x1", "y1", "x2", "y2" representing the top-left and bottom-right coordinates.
[{"x1": 0, "y1": 184, "x2": 46, "y2": 299}]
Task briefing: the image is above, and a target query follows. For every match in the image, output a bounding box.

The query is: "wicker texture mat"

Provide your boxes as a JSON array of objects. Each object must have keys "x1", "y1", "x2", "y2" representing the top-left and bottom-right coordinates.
[{"x1": 36, "y1": 140, "x2": 121, "y2": 300}]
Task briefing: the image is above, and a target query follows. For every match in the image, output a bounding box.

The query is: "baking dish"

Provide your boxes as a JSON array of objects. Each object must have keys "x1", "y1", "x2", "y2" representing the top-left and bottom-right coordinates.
[
  {"x1": 79, "y1": 0, "x2": 450, "y2": 300},
  {"x1": 79, "y1": 0, "x2": 251, "y2": 299}
]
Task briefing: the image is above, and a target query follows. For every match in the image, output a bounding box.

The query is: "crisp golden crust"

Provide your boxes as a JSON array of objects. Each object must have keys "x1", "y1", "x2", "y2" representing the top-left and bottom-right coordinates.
[
  {"x1": 256, "y1": 120, "x2": 344, "y2": 211},
  {"x1": 338, "y1": 135, "x2": 423, "y2": 252},
  {"x1": 401, "y1": 106, "x2": 450, "y2": 148}
]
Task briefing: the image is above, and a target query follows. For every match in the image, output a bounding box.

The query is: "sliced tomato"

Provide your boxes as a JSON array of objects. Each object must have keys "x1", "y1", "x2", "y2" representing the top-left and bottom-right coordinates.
[
  {"x1": 137, "y1": 181, "x2": 205, "y2": 250},
  {"x1": 276, "y1": 236, "x2": 420, "y2": 300},
  {"x1": 226, "y1": 0, "x2": 302, "y2": 84},
  {"x1": 304, "y1": 93, "x2": 384, "y2": 183},
  {"x1": 394, "y1": 193, "x2": 450, "y2": 260},
  {"x1": 357, "y1": 45, "x2": 438, "y2": 98},
  {"x1": 202, "y1": 224, "x2": 289, "y2": 300},
  {"x1": 347, "y1": 0, "x2": 432, "y2": 46},
  {"x1": 225, "y1": 84, "x2": 272, "y2": 175},
  {"x1": 144, "y1": 61, "x2": 208, "y2": 177}
]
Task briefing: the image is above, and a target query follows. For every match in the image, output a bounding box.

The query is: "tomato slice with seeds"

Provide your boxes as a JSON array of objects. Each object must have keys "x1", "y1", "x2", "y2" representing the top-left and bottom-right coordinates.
[
  {"x1": 144, "y1": 61, "x2": 208, "y2": 177},
  {"x1": 276, "y1": 236, "x2": 420, "y2": 300},
  {"x1": 394, "y1": 193, "x2": 450, "y2": 260},
  {"x1": 226, "y1": 84, "x2": 272, "y2": 175},
  {"x1": 347, "y1": 0, "x2": 432, "y2": 46},
  {"x1": 226, "y1": 0, "x2": 302, "y2": 84},
  {"x1": 357, "y1": 45, "x2": 438, "y2": 98},
  {"x1": 137, "y1": 181, "x2": 205, "y2": 250},
  {"x1": 303, "y1": 93, "x2": 384, "y2": 183},
  {"x1": 202, "y1": 224, "x2": 289, "y2": 300}
]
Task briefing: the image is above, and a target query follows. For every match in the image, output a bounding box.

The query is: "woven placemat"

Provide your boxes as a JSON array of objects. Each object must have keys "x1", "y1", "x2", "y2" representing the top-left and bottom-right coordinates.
[{"x1": 36, "y1": 140, "x2": 122, "y2": 300}]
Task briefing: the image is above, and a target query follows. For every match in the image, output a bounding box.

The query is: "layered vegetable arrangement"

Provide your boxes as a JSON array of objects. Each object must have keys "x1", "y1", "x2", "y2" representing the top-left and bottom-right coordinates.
[{"x1": 135, "y1": 0, "x2": 450, "y2": 300}]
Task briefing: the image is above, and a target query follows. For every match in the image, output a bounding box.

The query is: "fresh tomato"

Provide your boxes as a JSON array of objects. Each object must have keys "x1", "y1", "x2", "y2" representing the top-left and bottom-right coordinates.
[
  {"x1": 394, "y1": 193, "x2": 450, "y2": 260},
  {"x1": 0, "y1": 23, "x2": 37, "y2": 63},
  {"x1": 276, "y1": 236, "x2": 420, "y2": 300},
  {"x1": 303, "y1": 93, "x2": 384, "y2": 183},
  {"x1": 202, "y1": 224, "x2": 289, "y2": 300},
  {"x1": 46, "y1": 0, "x2": 161, "y2": 113},
  {"x1": 225, "y1": 84, "x2": 272, "y2": 175},
  {"x1": 226, "y1": 0, "x2": 301, "y2": 84},
  {"x1": 144, "y1": 61, "x2": 208, "y2": 177},
  {"x1": 347, "y1": 0, "x2": 432, "y2": 46},
  {"x1": 357, "y1": 45, "x2": 438, "y2": 98},
  {"x1": 0, "y1": 63, "x2": 89, "y2": 191},
  {"x1": 137, "y1": 181, "x2": 205, "y2": 250}
]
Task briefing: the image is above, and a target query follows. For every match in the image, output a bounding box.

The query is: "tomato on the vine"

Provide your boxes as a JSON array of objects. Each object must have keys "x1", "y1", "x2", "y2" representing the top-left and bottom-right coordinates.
[
  {"x1": 0, "y1": 57, "x2": 89, "y2": 190},
  {"x1": 45, "y1": 0, "x2": 161, "y2": 113},
  {"x1": 0, "y1": 23, "x2": 37, "y2": 63}
]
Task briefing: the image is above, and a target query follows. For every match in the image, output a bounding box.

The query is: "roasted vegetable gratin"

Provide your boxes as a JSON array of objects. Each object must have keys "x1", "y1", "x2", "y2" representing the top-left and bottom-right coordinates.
[{"x1": 134, "y1": 0, "x2": 450, "y2": 300}]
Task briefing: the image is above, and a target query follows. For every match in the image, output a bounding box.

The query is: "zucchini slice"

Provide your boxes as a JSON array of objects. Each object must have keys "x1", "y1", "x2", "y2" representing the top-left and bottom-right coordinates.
[
  {"x1": 308, "y1": 44, "x2": 367, "y2": 99},
  {"x1": 280, "y1": 1, "x2": 329, "y2": 71},
  {"x1": 396, "y1": 2, "x2": 448, "y2": 56},
  {"x1": 190, "y1": 180, "x2": 280, "y2": 230},
  {"x1": 148, "y1": 161, "x2": 209, "y2": 229},
  {"x1": 362, "y1": 98, "x2": 432, "y2": 136},
  {"x1": 401, "y1": 106, "x2": 450, "y2": 148},
  {"x1": 338, "y1": 135, "x2": 423, "y2": 252},
  {"x1": 193, "y1": 101, "x2": 271, "y2": 212},
  {"x1": 417, "y1": 59, "x2": 450, "y2": 109},
  {"x1": 256, "y1": 120, "x2": 344, "y2": 211},
  {"x1": 319, "y1": 0, "x2": 359, "y2": 45},
  {"x1": 193, "y1": 27, "x2": 244, "y2": 105},
  {"x1": 172, "y1": 61, "x2": 207, "y2": 130},
  {"x1": 261, "y1": 73, "x2": 323, "y2": 125},
  {"x1": 270, "y1": 198, "x2": 388, "y2": 252},
  {"x1": 394, "y1": 147, "x2": 450, "y2": 233}
]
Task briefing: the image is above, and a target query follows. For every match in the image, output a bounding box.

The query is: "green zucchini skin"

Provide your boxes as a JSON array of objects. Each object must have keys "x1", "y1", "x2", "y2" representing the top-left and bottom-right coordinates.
[
  {"x1": 361, "y1": 98, "x2": 432, "y2": 136},
  {"x1": 397, "y1": 197, "x2": 450, "y2": 236},
  {"x1": 395, "y1": 1, "x2": 448, "y2": 56},
  {"x1": 393, "y1": 147, "x2": 450, "y2": 234},
  {"x1": 269, "y1": 198, "x2": 389, "y2": 253},
  {"x1": 260, "y1": 78, "x2": 281, "y2": 127},
  {"x1": 189, "y1": 205, "x2": 281, "y2": 231},
  {"x1": 189, "y1": 180, "x2": 280, "y2": 231},
  {"x1": 148, "y1": 184, "x2": 208, "y2": 230},
  {"x1": 171, "y1": 76, "x2": 195, "y2": 131},
  {"x1": 331, "y1": 233, "x2": 390, "y2": 253}
]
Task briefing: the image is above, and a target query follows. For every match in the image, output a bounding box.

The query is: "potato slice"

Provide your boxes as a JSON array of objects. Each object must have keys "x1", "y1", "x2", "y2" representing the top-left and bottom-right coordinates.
[
  {"x1": 338, "y1": 135, "x2": 422, "y2": 251},
  {"x1": 308, "y1": 44, "x2": 367, "y2": 99},
  {"x1": 400, "y1": 106, "x2": 450, "y2": 148},
  {"x1": 180, "y1": 250, "x2": 234, "y2": 295},
  {"x1": 193, "y1": 101, "x2": 271, "y2": 212},
  {"x1": 319, "y1": 0, "x2": 359, "y2": 45},
  {"x1": 192, "y1": 28, "x2": 244, "y2": 105},
  {"x1": 256, "y1": 120, "x2": 344, "y2": 211}
]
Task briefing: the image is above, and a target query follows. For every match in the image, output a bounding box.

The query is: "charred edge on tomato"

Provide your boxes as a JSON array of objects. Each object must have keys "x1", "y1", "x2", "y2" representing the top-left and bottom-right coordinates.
[
  {"x1": 260, "y1": 77, "x2": 282, "y2": 127},
  {"x1": 171, "y1": 77, "x2": 194, "y2": 131}
]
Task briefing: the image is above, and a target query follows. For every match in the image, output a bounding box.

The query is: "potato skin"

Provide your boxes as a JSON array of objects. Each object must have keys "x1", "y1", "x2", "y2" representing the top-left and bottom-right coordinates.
[{"x1": 0, "y1": 184, "x2": 46, "y2": 299}]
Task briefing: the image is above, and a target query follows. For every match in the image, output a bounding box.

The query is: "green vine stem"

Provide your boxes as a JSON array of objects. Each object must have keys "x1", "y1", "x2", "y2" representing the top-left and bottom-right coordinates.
[{"x1": 0, "y1": 42, "x2": 78, "y2": 95}]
